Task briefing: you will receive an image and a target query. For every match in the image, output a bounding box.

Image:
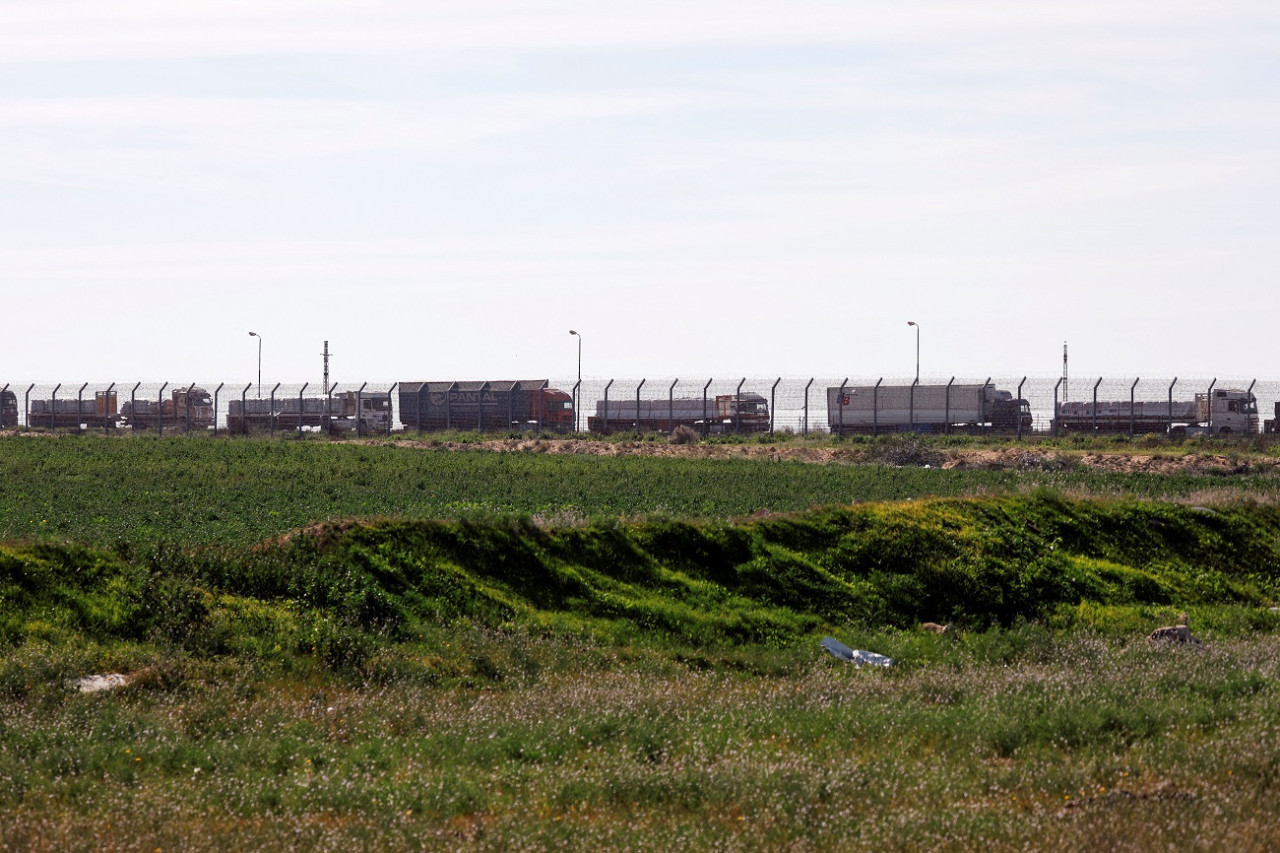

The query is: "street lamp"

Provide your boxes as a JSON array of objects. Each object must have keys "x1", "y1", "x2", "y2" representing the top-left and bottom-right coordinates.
[
  {"x1": 248, "y1": 331, "x2": 262, "y2": 399},
  {"x1": 907, "y1": 321, "x2": 919, "y2": 383},
  {"x1": 569, "y1": 329, "x2": 582, "y2": 432}
]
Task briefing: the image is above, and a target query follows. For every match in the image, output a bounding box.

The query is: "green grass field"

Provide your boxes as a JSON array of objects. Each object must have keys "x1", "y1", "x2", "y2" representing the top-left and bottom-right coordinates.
[
  {"x1": 2, "y1": 433, "x2": 1280, "y2": 850},
  {"x1": 2, "y1": 434, "x2": 1279, "y2": 546}
]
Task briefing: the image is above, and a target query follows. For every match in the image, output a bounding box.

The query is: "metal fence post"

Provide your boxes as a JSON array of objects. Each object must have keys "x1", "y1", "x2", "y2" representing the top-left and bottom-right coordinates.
[
  {"x1": 184, "y1": 382, "x2": 196, "y2": 435},
  {"x1": 269, "y1": 382, "x2": 281, "y2": 438},
  {"x1": 838, "y1": 378, "x2": 848, "y2": 437},
  {"x1": 386, "y1": 382, "x2": 397, "y2": 436},
  {"x1": 241, "y1": 383, "x2": 252, "y2": 435},
  {"x1": 770, "y1": 377, "x2": 781, "y2": 434},
  {"x1": 297, "y1": 382, "x2": 309, "y2": 437},
  {"x1": 130, "y1": 383, "x2": 140, "y2": 434},
  {"x1": 735, "y1": 377, "x2": 745, "y2": 434},
  {"x1": 212, "y1": 383, "x2": 224, "y2": 436},
  {"x1": 873, "y1": 378, "x2": 882, "y2": 437},
  {"x1": 1053, "y1": 377, "x2": 1064, "y2": 437},
  {"x1": 909, "y1": 377, "x2": 917, "y2": 433},
  {"x1": 1206, "y1": 378, "x2": 1217, "y2": 433},
  {"x1": 981, "y1": 377, "x2": 992, "y2": 436},
  {"x1": 701, "y1": 378, "x2": 712, "y2": 437},
  {"x1": 327, "y1": 382, "x2": 338, "y2": 436},
  {"x1": 49, "y1": 384, "x2": 61, "y2": 432},
  {"x1": 1247, "y1": 379, "x2": 1257, "y2": 436},
  {"x1": 324, "y1": 380, "x2": 331, "y2": 434},
  {"x1": 478, "y1": 382, "x2": 489, "y2": 432},
  {"x1": 1017, "y1": 377, "x2": 1027, "y2": 440},
  {"x1": 803, "y1": 378, "x2": 813, "y2": 435},
  {"x1": 1129, "y1": 377, "x2": 1140, "y2": 437},
  {"x1": 356, "y1": 382, "x2": 368, "y2": 436},
  {"x1": 1168, "y1": 377, "x2": 1177, "y2": 435},
  {"x1": 24, "y1": 384, "x2": 34, "y2": 430},
  {"x1": 603, "y1": 379, "x2": 614, "y2": 434},
  {"x1": 157, "y1": 382, "x2": 168, "y2": 437},
  {"x1": 103, "y1": 382, "x2": 116, "y2": 433},
  {"x1": 571, "y1": 380, "x2": 581, "y2": 433},
  {"x1": 945, "y1": 376, "x2": 955, "y2": 436},
  {"x1": 76, "y1": 382, "x2": 88, "y2": 433},
  {"x1": 635, "y1": 379, "x2": 646, "y2": 433},
  {"x1": 1091, "y1": 378, "x2": 1101, "y2": 435},
  {"x1": 668, "y1": 378, "x2": 678, "y2": 433}
]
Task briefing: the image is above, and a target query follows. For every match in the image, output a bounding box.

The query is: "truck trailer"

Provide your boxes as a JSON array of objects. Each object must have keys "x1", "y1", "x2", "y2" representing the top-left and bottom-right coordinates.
[
  {"x1": 120, "y1": 386, "x2": 215, "y2": 431},
  {"x1": 588, "y1": 392, "x2": 770, "y2": 434},
  {"x1": 826, "y1": 383, "x2": 1030, "y2": 435},
  {"x1": 398, "y1": 380, "x2": 574, "y2": 433},
  {"x1": 227, "y1": 391, "x2": 391, "y2": 434},
  {"x1": 28, "y1": 390, "x2": 120, "y2": 429},
  {"x1": 1262, "y1": 402, "x2": 1279, "y2": 435},
  {"x1": 1053, "y1": 388, "x2": 1258, "y2": 435},
  {"x1": 0, "y1": 389, "x2": 16, "y2": 429}
]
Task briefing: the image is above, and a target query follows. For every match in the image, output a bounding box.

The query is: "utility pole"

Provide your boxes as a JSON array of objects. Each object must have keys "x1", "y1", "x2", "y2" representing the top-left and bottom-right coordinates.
[
  {"x1": 1062, "y1": 341, "x2": 1069, "y2": 402},
  {"x1": 322, "y1": 340, "x2": 331, "y2": 431}
]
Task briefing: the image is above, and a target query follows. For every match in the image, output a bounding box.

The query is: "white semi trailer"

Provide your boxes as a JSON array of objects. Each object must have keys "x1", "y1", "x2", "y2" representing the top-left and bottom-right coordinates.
[{"x1": 826, "y1": 383, "x2": 1030, "y2": 435}]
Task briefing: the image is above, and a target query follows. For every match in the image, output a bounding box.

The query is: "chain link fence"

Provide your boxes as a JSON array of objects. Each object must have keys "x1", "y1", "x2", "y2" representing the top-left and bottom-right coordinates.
[{"x1": 3, "y1": 376, "x2": 1279, "y2": 436}]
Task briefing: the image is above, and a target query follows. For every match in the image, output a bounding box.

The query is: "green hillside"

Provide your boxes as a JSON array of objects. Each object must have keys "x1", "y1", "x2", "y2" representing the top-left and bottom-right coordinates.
[{"x1": 5, "y1": 496, "x2": 1278, "y2": 679}]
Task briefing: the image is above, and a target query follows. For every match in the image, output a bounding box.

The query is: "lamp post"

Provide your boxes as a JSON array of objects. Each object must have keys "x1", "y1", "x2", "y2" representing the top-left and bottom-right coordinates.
[
  {"x1": 907, "y1": 321, "x2": 919, "y2": 383},
  {"x1": 248, "y1": 331, "x2": 262, "y2": 399},
  {"x1": 569, "y1": 329, "x2": 582, "y2": 432}
]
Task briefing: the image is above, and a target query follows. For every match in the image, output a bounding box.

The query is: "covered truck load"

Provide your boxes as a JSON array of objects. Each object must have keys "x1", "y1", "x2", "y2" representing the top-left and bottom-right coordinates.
[
  {"x1": 826, "y1": 383, "x2": 1030, "y2": 435},
  {"x1": 398, "y1": 380, "x2": 574, "y2": 433},
  {"x1": 121, "y1": 387, "x2": 215, "y2": 431},
  {"x1": 588, "y1": 393, "x2": 770, "y2": 434},
  {"x1": 28, "y1": 391, "x2": 120, "y2": 429},
  {"x1": 228, "y1": 391, "x2": 391, "y2": 434},
  {"x1": 1053, "y1": 388, "x2": 1257, "y2": 435},
  {"x1": 227, "y1": 391, "x2": 390, "y2": 434}
]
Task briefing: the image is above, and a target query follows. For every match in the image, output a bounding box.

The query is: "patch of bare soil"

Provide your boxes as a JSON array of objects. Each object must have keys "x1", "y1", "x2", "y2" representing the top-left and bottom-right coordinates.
[
  {"x1": 361, "y1": 437, "x2": 1278, "y2": 475},
  {"x1": 374, "y1": 437, "x2": 867, "y2": 464}
]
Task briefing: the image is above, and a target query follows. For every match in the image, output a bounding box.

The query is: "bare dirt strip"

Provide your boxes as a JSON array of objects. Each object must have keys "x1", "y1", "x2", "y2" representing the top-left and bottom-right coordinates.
[{"x1": 371, "y1": 437, "x2": 1277, "y2": 475}]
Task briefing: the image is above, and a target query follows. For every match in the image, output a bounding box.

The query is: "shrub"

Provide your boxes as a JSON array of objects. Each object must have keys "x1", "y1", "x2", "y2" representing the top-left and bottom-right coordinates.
[{"x1": 669, "y1": 425, "x2": 700, "y2": 445}]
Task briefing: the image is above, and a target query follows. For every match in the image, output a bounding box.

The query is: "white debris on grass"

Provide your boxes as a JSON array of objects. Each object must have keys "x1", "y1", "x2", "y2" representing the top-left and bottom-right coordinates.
[
  {"x1": 70, "y1": 673, "x2": 132, "y2": 693},
  {"x1": 821, "y1": 636, "x2": 893, "y2": 667}
]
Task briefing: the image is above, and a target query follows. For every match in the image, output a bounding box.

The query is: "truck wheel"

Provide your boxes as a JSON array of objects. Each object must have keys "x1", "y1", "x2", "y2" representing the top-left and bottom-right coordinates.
[{"x1": 1219, "y1": 427, "x2": 1233, "y2": 435}]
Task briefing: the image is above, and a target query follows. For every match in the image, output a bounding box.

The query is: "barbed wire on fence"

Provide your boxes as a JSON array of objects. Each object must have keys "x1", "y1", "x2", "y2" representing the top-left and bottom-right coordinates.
[{"x1": 3, "y1": 376, "x2": 1278, "y2": 436}]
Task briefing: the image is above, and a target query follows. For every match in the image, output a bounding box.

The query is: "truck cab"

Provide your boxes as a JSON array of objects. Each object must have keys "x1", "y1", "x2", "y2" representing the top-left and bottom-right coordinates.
[{"x1": 1197, "y1": 389, "x2": 1258, "y2": 435}]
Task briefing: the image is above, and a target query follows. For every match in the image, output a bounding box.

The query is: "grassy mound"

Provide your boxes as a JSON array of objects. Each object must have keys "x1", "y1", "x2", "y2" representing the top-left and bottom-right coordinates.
[{"x1": 4, "y1": 494, "x2": 1279, "y2": 687}]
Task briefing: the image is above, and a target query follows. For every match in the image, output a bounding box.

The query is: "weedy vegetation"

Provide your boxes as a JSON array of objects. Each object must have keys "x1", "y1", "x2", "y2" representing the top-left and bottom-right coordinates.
[{"x1": 1, "y1": 433, "x2": 1280, "y2": 850}]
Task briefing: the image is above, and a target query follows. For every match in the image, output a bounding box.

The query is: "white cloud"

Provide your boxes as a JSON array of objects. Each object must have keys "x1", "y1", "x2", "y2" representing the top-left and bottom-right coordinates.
[
  {"x1": 2, "y1": 1, "x2": 1275, "y2": 64},
  {"x1": 2, "y1": 0, "x2": 1279, "y2": 382}
]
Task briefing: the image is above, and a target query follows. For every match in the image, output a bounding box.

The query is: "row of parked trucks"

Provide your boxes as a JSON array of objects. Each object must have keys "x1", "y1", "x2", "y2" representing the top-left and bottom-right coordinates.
[
  {"x1": 17, "y1": 387, "x2": 215, "y2": 431},
  {"x1": 3, "y1": 382, "x2": 1278, "y2": 436},
  {"x1": 0, "y1": 386, "x2": 390, "y2": 434}
]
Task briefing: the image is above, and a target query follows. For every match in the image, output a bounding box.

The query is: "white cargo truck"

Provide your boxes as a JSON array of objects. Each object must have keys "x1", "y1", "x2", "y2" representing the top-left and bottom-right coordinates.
[{"x1": 826, "y1": 383, "x2": 1030, "y2": 435}]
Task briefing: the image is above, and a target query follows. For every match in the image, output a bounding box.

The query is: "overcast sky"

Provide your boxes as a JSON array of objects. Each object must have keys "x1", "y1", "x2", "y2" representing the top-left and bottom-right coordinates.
[{"x1": 3, "y1": 1, "x2": 1277, "y2": 385}]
